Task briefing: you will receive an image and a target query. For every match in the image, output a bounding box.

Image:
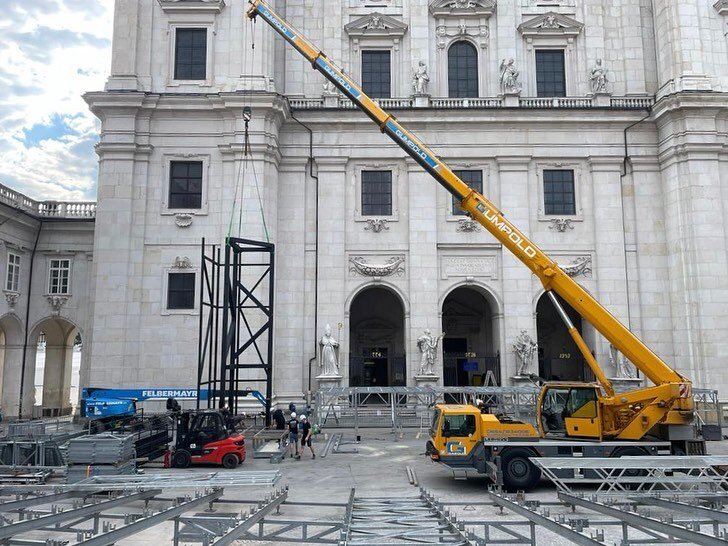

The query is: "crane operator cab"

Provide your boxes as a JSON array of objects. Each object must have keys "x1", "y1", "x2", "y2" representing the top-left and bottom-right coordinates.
[{"x1": 538, "y1": 383, "x2": 601, "y2": 439}]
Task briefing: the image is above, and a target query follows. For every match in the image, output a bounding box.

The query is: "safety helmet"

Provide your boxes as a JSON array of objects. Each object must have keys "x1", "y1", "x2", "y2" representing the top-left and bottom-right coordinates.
[
  {"x1": 300, "y1": 415, "x2": 307, "y2": 421},
  {"x1": 291, "y1": 412, "x2": 297, "y2": 418},
  {"x1": 475, "y1": 399, "x2": 483, "y2": 405}
]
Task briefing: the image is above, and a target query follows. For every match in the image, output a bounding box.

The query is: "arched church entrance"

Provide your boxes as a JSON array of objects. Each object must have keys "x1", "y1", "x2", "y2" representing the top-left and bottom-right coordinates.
[
  {"x1": 349, "y1": 287, "x2": 406, "y2": 387},
  {"x1": 0, "y1": 314, "x2": 24, "y2": 416},
  {"x1": 441, "y1": 287, "x2": 500, "y2": 386},
  {"x1": 536, "y1": 293, "x2": 593, "y2": 382},
  {"x1": 30, "y1": 318, "x2": 81, "y2": 417}
]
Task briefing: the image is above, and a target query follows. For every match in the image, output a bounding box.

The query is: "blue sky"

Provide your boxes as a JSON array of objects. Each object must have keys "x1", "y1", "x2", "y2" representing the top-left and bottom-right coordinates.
[{"x1": 0, "y1": 0, "x2": 113, "y2": 201}]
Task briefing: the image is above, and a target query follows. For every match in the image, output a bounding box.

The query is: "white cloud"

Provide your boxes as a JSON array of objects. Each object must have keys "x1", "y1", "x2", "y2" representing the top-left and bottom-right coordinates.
[{"x1": 0, "y1": 0, "x2": 113, "y2": 201}]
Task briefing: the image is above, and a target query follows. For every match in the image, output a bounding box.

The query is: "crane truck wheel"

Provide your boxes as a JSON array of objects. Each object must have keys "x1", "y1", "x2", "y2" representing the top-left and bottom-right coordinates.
[
  {"x1": 172, "y1": 449, "x2": 192, "y2": 469},
  {"x1": 611, "y1": 447, "x2": 647, "y2": 486},
  {"x1": 501, "y1": 449, "x2": 541, "y2": 492},
  {"x1": 222, "y1": 453, "x2": 239, "y2": 469}
]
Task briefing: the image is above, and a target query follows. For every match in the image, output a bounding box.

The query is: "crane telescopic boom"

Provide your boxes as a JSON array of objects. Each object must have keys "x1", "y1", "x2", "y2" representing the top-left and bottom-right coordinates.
[{"x1": 246, "y1": 0, "x2": 693, "y2": 427}]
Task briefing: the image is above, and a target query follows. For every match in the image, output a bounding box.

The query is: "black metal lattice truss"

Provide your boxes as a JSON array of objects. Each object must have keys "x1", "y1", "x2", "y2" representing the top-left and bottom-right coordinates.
[{"x1": 197, "y1": 237, "x2": 274, "y2": 422}]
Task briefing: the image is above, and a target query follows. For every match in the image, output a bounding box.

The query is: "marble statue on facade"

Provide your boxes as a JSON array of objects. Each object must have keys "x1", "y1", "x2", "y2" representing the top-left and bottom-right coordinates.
[
  {"x1": 513, "y1": 330, "x2": 538, "y2": 376},
  {"x1": 417, "y1": 329, "x2": 444, "y2": 376},
  {"x1": 609, "y1": 343, "x2": 635, "y2": 379},
  {"x1": 319, "y1": 324, "x2": 340, "y2": 377},
  {"x1": 412, "y1": 61, "x2": 430, "y2": 95},
  {"x1": 589, "y1": 59, "x2": 608, "y2": 93},
  {"x1": 499, "y1": 59, "x2": 521, "y2": 94}
]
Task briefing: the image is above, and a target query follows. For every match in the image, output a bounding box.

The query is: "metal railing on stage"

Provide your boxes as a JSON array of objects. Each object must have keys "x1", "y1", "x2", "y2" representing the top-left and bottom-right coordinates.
[{"x1": 313, "y1": 386, "x2": 722, "y2": 437}]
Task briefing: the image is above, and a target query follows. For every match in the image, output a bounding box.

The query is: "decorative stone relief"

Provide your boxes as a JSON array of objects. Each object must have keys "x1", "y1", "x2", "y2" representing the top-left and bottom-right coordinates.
[
  {"x1": 174, "y1": 256, "x2": 193, "y2": 269},
  {"x1": 518, "y1": 12, "x2": 584, "y2": 39},
  {"x1": 561, "y1": 256, "x2": 592, "y2": 278},
  {"x1": 349, "y1": 256, "x2": 405, "y2": 277},
  {"x1": 430, "y1": 0, "x2": 494, "y2": 49},
  {"x1": 345, "y1": 13, "x2": 408, "y2": 37},
  {"x1": 441, "y1": 256, "x2": 497, "y2": 279},
  {"x1": 157, "y1": 0, "x2": 226, "y2": 13},
  {"x1": 4, "y1": 292, "x2": 19, "y2": 311},
  {"x1": 174, "y1": 213, "x2": 194, "y2": 228},
  {"x1": 364, "y1": 218, "x2": 390, "y2": 233},
  {"x1": 548, "y1": 218, "x2": 574, "y2": 232},
  {"x1": 47, "y1": 295, "x2": 69, "y2": 315},
  {"x1": 456, "y1": 217, "x2": 480, "y2": 232}
]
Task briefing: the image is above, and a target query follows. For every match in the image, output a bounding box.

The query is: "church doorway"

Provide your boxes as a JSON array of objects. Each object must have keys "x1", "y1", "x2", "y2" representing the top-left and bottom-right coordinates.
[
  {"x1": 536, "y1": 293, "x2": 593, "y2": 382},
  {"x1": 441, "y1": 287, "x2": 500, "y2": 387},
  {"x1": 349, "y1": 287, "x2": 406, "y2": 387}
]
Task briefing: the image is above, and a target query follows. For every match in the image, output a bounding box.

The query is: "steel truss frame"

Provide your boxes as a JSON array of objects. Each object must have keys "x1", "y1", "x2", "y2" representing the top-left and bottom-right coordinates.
[
  {"x1": 197, "y1": 238, "x2": 274, "y2": 422},
  {"x1": 532, "y1": 455, "x2": 728, "y2": 496}
]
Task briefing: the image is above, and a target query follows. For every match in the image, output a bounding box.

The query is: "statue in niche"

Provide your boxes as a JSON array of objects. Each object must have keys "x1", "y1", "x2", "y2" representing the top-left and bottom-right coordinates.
[
  {"x1": 417, "y1": 329, "x2": 445, "y2": 376},
  {"x1": 589, "y1": 58, "x2": 608, "y2": 93},
  {"x1": 412, "y1": 61, "x2": 430, "y2": 95},
  {"x1": 499, "y1": 58, "x2": 521, "y2": 94},
  {"x1": 319, "y1": 324, "x2": 340, "y2": 377},
  {"x1": 513, "y1": 330, "x2": 538, "y2": 376}
]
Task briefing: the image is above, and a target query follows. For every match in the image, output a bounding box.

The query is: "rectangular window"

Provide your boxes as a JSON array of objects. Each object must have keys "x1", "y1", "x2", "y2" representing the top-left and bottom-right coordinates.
[
  {"x1": 452, "y1": 170, "x2": 483, "y2": 215},
  {"x1": 543, "y1": 169, "x2": 576, "y2": 215},
  {"x1": 174, "y1": 28, "x2": 207, "y2": 80},
  {"x1": 361, "y1": 170, "x2": 392, "y2": 216},
  {"x1": 362, "y1": 50, "x2": 391, "y2": 98},
  {"x1": 48, "y1": 259, "x2": 70, "y2": 295},
  {"x1": 169, "y1": 161, "x2": 203, "y2": 209},
  {"x1": 6, "y1": 253, "x2": 20, "y2": 292},
  {"x1": 536, "y1": 50, "x2": 566, "y2": 97},
  {"x1": 167, "y1": 272, "x2": 196, "y2": 310}
]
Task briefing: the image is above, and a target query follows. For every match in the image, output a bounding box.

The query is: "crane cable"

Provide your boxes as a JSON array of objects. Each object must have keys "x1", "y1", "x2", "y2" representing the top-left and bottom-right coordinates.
[{"x1": 227, "y1": 14, "x2": 269, "y2": 243}]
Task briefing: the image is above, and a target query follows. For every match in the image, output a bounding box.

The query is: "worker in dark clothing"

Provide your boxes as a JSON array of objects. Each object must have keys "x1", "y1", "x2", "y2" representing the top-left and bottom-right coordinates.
[
  {"x1": 299, "y1": 415, "x2": 315, "y2": 459},
  {"x1": 288, "y1": 412, "x2": 299, "y2": 458},
  {"x1": 271, "y1": 408, "x2": 285, "y2": 430}
]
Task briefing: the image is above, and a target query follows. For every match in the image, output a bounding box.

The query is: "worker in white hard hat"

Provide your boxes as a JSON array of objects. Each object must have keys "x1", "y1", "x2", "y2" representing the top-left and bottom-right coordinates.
[
  {"x1": 298, "y1": 415, "x2": 316, "y2": 459},
  {"x1": 287, "y1": 412, "x2": 299, "y2": 458}
]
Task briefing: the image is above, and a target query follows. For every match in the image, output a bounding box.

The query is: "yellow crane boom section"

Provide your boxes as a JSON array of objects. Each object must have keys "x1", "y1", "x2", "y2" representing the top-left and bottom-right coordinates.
[{"x1": 246, "y1": 0, "x2": 687, "y2": 390}]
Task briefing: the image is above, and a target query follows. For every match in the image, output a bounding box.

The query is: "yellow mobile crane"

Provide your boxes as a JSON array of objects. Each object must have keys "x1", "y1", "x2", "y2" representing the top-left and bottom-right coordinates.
[{"x1": 247, "y1": 0, "x2": 702, "y2": 490}]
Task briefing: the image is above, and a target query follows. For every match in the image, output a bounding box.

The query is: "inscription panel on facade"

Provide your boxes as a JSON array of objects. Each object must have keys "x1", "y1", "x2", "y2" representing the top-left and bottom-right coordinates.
[{"x1": 441, "y1": 255, "x2": 497, "y2": 279}]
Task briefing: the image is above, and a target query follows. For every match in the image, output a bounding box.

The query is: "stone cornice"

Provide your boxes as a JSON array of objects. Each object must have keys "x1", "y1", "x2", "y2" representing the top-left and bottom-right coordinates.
[
  {"x1": 157, "y1": 0, "x2": 225, "y2": 13},
  {"x1": 651, "y1": 91, "x2": 728, "y2": 119},
  {"x1": 715, "y1": 0, "x2": 728, "y2": 15}
]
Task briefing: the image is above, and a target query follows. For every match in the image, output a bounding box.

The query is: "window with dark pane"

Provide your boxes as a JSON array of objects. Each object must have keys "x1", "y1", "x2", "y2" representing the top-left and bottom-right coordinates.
[
  {"x1": 362, "y1": 50, "x2": 391, "y2": 98},
  {"x1": 452, "y1": 170, "x2": 483, "y2": 215},
  {"x1": 543, "y1": 170, "x2": 576, "y2": 215},
  {"x1": 535, "y1": 50, "x2": 566, "y2": 97},
  {"x1": 361, "y1": 170, "x2": 392, "y2": 216},
  {"x1": 448, "y1": 41, "x2": 478, "y2": 98},
  {"x1": 6, "y1": 253, "x2": 20, "y2": 292},
  {"x1": 174, "y1": 28, "x2": 207, "y2": 80},
  {"x1": 168, "y1": 272, "x2": 196, "y2": 310},
  {"x1": 169, "y1": 161, "x2": 203, "y2": 209}
]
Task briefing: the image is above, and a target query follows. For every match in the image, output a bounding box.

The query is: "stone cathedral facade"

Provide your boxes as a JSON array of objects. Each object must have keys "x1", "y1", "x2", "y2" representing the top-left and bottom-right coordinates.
[{"x1": 9, "y1": 0, "x2": 722, "y2": 413}]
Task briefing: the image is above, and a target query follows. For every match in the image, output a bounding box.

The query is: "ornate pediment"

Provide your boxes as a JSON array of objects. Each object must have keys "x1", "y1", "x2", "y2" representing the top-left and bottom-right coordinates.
[
  {"x1": 429, "y1": 0, "x2": 496, "y2": 17},
  {"x1": 345, "y1": 13, "x2": 408, "y2": 37},
  {"x1": 158, "y1": 0, "x2": 225, "y2": 13},
  {"x1": 518, "y1": 12, "x2": 583, "y2": 38},
  {"x1": 716, "y1": 0, "x2": 728, "y2": 15}
]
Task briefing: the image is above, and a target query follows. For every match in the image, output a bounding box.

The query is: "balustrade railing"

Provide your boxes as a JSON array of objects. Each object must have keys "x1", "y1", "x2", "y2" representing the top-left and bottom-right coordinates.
[{"x1": 0, "y1": 182, "x2": 96, "y2": 219}]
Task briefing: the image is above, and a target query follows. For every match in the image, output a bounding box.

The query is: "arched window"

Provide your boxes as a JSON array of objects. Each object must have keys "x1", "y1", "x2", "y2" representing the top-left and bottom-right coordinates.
[{"x1": 448, "y1": 41, "x2": 478, "y2": 98}]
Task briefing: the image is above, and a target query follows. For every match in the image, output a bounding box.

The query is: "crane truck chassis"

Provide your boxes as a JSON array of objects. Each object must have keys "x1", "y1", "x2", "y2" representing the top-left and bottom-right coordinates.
[{"x1": 246, "y1": 0, "x2": 705, "y2": 491}]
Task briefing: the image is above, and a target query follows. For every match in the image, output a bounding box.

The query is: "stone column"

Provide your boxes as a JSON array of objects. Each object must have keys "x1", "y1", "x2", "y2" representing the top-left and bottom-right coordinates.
[
  {"x1": 106, "y1": 0, "x2": 140, "y2": 91},
  {"x1": 497, "y1": 159, "x2": 534, "y2": 381},
  {"x1": 407, "y1": 162, "x2": 440, "y2": 385},
  {"x1": 316, "y1": 159, "x2": 349, "y2": 386},
  {"x1": 590, "y1": 159, "x2": 632, "y2": 377}
]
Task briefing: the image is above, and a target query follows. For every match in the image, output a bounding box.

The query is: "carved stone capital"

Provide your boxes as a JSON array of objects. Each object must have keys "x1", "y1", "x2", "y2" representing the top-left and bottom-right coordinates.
[
  {"x1": 47, "y1": 295, "x2": 69, "y2": 315},
  {"x1": 4, "y1": 292, "x2": 19, "y2": 310}
]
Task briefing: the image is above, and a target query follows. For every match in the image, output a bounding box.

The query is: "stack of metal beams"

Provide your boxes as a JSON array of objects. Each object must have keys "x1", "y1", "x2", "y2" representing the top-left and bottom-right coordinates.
[{"x1": 66, "y1": 434, "x2": 137, "y2": 483}]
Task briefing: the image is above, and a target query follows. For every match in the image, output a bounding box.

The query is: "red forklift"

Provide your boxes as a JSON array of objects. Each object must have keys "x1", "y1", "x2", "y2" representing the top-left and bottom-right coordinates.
[{"x1": 169, "y1": 409, "x2": 246, "y2": 469}]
